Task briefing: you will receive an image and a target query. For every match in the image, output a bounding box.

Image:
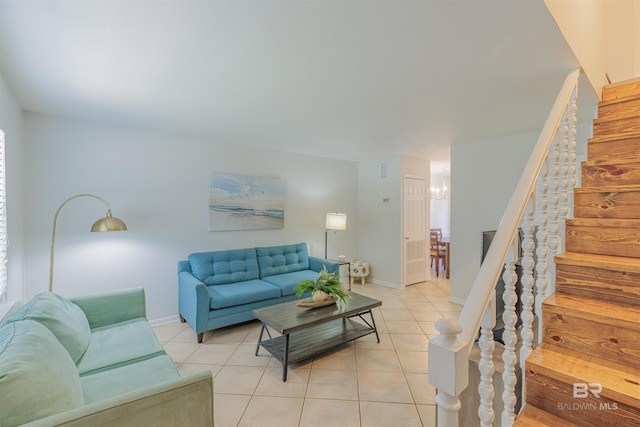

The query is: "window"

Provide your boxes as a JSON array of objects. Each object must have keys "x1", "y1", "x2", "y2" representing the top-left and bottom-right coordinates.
[{"x1": 0, "y1": 130, "x2": 6, "y2": 303}]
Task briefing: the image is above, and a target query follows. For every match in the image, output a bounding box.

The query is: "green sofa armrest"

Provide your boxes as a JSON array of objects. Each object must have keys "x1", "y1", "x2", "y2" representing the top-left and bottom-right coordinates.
[
  {"x1": 69, "y1": 288, "x2": 146, "y2": 329},
  {"x1": 20, "y1": 371, "x2": 214, "y2": 427}
]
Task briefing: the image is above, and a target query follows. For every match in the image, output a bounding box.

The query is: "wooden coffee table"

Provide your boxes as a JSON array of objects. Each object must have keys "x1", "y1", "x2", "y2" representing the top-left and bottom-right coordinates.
[{"x1": 253, "y1": 292, "x2": 381, "y2": 381}]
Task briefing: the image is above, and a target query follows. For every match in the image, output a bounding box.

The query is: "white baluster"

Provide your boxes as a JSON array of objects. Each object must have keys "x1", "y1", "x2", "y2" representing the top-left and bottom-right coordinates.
[
  {"x1": 559, "y1": 108, "x2": 570, "y2": 224},
  {"x1": 547, "y1": 132, "x2": 561, "y2": 296},
  {"x1": 520, "y1": 196, "x2": 536, "y2": 366},
  {"x1": 478, "y1": 291, "x2": 496, "y2": 427},
  {"x1": 501, "y1": 240, "x2": 519, "y2": 427},
  {"x1": 568, "y1": 87, "x2": 578, "y2": 217},
  {"x1": 534, "y1": 158, "x2": 549, "y2": 339}
]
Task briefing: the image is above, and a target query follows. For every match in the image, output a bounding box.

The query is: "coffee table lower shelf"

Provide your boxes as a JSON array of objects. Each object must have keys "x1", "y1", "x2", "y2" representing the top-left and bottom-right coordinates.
[{"x1": 257, "y1": 317, "x2": 376, "y2": 381}]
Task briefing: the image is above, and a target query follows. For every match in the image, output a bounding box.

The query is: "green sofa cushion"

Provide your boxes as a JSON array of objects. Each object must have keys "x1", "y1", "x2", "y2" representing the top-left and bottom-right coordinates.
[
  {"x1": 6, "y1": 292, "x2": 91, "y2": 363},
  {"x1": 81, "y1": 354, "x2": 180, "y2": 404},
  {"x1": 76, "y1": 318, "x2": 165, "y2": 376},
  {"x1": 0, "y1": 320, "x2": 84, "y2": 427}
]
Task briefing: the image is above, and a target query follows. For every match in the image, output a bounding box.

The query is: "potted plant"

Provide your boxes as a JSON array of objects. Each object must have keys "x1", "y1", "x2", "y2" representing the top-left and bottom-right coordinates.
[{"x1": 295, "y1": 265, "x2": 350, "y2": 305}]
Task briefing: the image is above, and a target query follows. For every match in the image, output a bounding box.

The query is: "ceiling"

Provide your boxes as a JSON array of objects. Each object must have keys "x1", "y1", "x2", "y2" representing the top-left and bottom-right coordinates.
[{"x1": 0, "y1": 0, "x2": 597, "y2": 162}]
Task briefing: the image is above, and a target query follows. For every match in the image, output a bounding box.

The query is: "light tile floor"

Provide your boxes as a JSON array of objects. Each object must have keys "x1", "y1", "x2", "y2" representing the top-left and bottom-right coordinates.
[{"x1": 153, "y1": 274, "x2": 459, "y2": 427}]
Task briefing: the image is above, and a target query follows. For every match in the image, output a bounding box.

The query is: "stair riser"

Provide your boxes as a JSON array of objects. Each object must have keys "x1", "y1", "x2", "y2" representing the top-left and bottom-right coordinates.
[
  {"x1": 556, "y1": 264, "x2": 640, "y2": 306},
  {"x1": 525, "y1": 366, "x2": 640, "y2": 426},
  {"x1": 603, "y1": 81, "x2": 640, "y2": 101},
  {"x1": 574, "y1": 190, "x2": 640, "y2": 219},
  {"x1": 588, "y1": 138, "x2": 640, "y2": 163},
  {"x1": 598, "y1": 98, "x2": 640, "y2": 119},
  {"x1": 566, "y1": 224, "x2": 640, "y2": 258},
  {"x1": 542, "y1": 304, "x2": 640, "y2": 368},
  {"x1": 593, "y1": 117, "x2": 640, "y2": 137},
  {"x1": 582, "y1": 163, "x2": 640, "y2": 187}
]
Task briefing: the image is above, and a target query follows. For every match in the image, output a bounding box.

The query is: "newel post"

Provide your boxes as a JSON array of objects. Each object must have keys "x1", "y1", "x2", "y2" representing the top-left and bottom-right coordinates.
[{"x1": 429, "y1": 318, "x2": 468, "y2": 427}]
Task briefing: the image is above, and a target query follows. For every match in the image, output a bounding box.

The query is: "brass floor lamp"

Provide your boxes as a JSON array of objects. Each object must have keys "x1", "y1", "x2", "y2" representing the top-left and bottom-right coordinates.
[{"x1": 49, "y1": 194, "x2": 127, "y2": 292}]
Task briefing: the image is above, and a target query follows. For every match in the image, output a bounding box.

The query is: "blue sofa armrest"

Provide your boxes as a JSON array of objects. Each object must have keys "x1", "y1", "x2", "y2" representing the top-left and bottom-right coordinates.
[
  {"x1": 309, "y1": 257, "x2": 339, "y2": 275},
  {"x1": 178, "y1": 270, "x2": 210, "y2": 338},
  {"x1": 70, "y1": 288, "x2": 146, "y2": 329}
]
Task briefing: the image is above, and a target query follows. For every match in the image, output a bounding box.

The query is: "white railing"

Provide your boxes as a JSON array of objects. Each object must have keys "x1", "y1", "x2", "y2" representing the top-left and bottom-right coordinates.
[{"x1": 428, "y1": 68, "x2": 582, "y2": 427}]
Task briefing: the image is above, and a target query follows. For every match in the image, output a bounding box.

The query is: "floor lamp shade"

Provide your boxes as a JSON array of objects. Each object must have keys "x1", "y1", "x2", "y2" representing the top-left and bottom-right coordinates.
[
  {"x1": 326, "y1": 213, "x2": 347, "y2": 231},
  {"x1": 49, "y1": 194, "x2": 127, "y2": 292},
  {"x1": 325, "y1": 212, "x2": 347, "y2": 259}
]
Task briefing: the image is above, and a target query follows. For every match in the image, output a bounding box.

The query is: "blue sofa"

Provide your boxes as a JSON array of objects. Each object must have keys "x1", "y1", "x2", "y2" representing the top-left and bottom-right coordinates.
[
  {"x1": 0, "y1": 288, "x2": 213, "y2": 427},
  {"x1": 178, "y1": 242, "x2": 339, "y2": 343}
]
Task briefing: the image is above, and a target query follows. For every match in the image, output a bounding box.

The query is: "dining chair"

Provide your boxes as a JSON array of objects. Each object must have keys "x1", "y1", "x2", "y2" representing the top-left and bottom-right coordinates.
[{"x1": 430, "y1": 230, "x2": 447, "y2": 277}]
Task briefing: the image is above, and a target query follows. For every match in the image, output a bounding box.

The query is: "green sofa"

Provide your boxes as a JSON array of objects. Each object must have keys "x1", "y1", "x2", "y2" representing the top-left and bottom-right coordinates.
[{"x1": 0, "y1": 288, "x2": 213, "y2": 427}]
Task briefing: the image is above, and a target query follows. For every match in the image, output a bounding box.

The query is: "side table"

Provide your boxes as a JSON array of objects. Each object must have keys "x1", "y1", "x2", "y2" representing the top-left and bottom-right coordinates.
[{"x1": 332, "y1": 259, "x2": 351, "y2": 291}]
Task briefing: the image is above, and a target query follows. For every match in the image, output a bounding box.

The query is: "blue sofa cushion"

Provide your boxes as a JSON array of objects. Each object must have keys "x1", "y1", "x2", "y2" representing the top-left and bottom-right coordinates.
[
  {"x1": 256, "y1": 243, "x2": 310, "y2": 278},
  {"x1": 76, "y1": 318, "x2": 165, "y2": 376},
  {"x1": 6, "y1": 292, "x2": 91, "y2": 364},
  {"x1": 208, "y1": 280, "x2": 281, "y2": 309},
  {"x1": 189, "y1": 249, "x2": 259, "y2": 286},
  {"x1": 262, "y1": 270, "x2": 323, "y2": 296},
  {"x1": 81, "y1": 355, "x2": 179, "y2": 404},
  {"x1": 0, "y1": 320, "x2": 84, "y2": 427}
]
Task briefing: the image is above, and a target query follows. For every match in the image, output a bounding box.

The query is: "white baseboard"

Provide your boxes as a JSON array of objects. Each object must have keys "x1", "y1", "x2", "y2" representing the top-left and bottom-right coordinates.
[
  {"x1": 370, "y1": 279, "x2": 402, "y2": 289},
  {"x1": 149, "y1": 314, "x2": 181, "y2": 326},
  {"x1": 449, "y1": 295, "x2": 466, "y2": 305}
]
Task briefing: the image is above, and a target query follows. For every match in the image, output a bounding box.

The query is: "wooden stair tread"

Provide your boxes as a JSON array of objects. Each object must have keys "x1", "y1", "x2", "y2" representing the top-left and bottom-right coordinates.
[
  {"x1": 544, "y1": 293, "x2": 640, "y2": 326},
  {"x1": 594, "y1": 113, "x2": 640, "y2": 124},
  {"x1": 566, "y1": 217, "x2": 640, "y2": 227},
  {"x1": 582, "y1": 158, "x2": 640, "y2": 167},
  {"x1": 603, "y1": 78, "x2": 640, "y2": 101},
  {"x1": 599, "y1": 93, "x2": 640, "y2": 108},
  {"x1": 575, "y1": 185, "x2": 640, "y2": 193},
  {"x1": 588, "y1": 131, "x2": 640, "y2": 144},
  {"x1": 527, "y1": 345, "x2": 640, "y2": 407},
  {"x1": 556, "y1": 252, "x2": 640, "y2": 274},
  {"x1": 514, "y1": 405, "x2": 579, "y2": 426}
]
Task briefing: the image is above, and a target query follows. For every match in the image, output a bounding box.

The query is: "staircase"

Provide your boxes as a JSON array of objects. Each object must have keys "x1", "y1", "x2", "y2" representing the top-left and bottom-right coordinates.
[{"x1": 515, "y1": 78, "x2": 640, "y2": 426}]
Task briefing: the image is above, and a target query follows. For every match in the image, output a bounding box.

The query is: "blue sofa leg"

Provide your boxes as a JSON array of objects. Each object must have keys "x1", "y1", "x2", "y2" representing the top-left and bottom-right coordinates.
[
  {"x1": 198, "y1": 333, "x2": 204, "y2": 343},
  {"x1": 179, "y1": 314, "x2": 186, "y2": 323}
]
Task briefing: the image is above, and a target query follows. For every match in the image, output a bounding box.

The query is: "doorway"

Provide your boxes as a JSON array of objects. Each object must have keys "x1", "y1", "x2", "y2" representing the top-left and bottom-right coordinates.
[{"x1": 404, "y1": 176, "x2": 427, "y2": 286}]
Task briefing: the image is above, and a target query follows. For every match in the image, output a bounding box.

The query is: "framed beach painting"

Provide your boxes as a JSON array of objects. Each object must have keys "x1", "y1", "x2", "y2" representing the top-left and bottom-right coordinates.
[{"x1": 209, "y1": 172, "x2": 285, "y2": 231}]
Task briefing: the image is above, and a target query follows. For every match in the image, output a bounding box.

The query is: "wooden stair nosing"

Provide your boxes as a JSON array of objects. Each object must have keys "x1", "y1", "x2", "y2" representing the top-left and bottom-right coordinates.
[
  {"x1": 526, "y1": 345, "x2": 640, "y2": 409},
  {"x1": 555, "y1": 252, "x2": 640, "y2": 275},
  {"x1": 543, "y1": 293, "x2": 640, "y2": 329},
  {"x1": 514, "y1": 404, "x2": 580, "y2": 426}
]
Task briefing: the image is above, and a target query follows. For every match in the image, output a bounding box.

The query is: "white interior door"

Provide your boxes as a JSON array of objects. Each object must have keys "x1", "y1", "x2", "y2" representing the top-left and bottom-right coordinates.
[{"x1": 404, "y1": 177, "x2": 427, "y2": 285}]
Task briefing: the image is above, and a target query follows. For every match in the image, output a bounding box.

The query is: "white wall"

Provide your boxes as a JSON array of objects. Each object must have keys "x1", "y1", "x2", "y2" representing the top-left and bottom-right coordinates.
[
  {"x1": 22, "y1": 113, "x2": 358, "y2": 322},
  {"x1": 545, "y1": 0, "x2": 639, "y2": 96},
  {"x1": 357, "y1": 158, "x2": 402, "y2": 287},
  {"x1": 449, "y1": 121, "x2": 592, "y2": 304},
  {"x1": 356, "y1": 156, "x2": 429, "y2": 288},
  {"x1": 0, "y1": 72, "x2": 25, "y2": 303}
]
